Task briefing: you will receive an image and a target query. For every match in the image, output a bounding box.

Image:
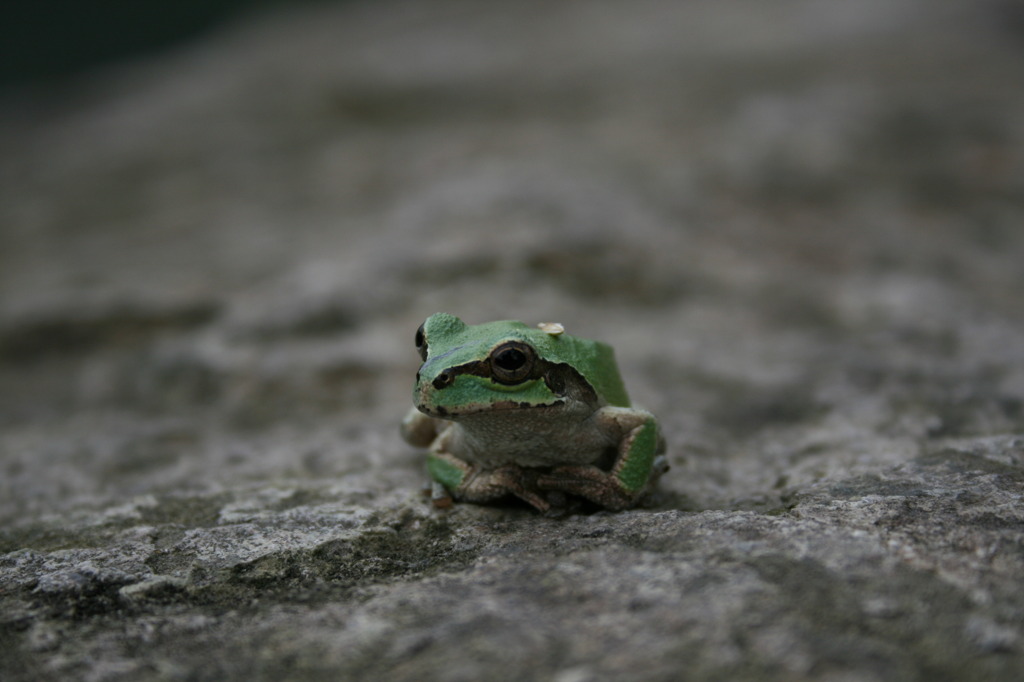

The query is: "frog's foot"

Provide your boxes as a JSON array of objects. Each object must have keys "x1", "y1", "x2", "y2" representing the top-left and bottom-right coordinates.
[
  {"x1": 537, "y1": 465, "x2": 640, "y2": 511},
  {"x1": 427, "y1": 452, "x2": 551, "y2": 512},
  {"x1": 479, "y1": 466, "x2": 552, "y2": 513},
  {"x1": 429, "y1": 481, "x2": 455, "y2": 509},
  {"x1": 651, "y1": 454, "x2": 671, "y2": 481}
]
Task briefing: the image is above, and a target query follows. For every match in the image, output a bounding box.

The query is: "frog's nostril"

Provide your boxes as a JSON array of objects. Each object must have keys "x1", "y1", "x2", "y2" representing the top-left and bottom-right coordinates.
[{"x1": 432, "y1": 369, "x2": 456, "y2": 390}]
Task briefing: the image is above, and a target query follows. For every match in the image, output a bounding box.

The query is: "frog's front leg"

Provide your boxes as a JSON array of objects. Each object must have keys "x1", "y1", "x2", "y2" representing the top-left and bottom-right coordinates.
[
  {"x1": 401, "y1": 407, "x2": 446, "y2": 448},
  {"x1": 537, "y1": 407, "x2": 667, "y2": 510},
  {"x1": 426, "y1": 449, "x2": 552, "y2": 513}
]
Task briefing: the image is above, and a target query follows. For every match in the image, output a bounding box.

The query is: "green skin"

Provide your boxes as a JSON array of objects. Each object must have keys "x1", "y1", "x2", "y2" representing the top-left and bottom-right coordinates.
[{"x1": 400, "y1": 313, "x2": 667, "y2": 513}]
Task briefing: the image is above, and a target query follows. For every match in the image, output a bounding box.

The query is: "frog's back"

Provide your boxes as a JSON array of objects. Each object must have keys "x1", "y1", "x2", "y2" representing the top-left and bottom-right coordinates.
[{"x1": 568, "y1": 337, "x2": 631, "y2": 408}]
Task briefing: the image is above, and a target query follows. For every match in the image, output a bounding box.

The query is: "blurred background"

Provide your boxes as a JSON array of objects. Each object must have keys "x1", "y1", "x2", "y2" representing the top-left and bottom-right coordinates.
[
  {"x1": 2, "y1": 0, "x2": 285, "y2": 86},
  {"x1": 1, "y1": 0, "x2": 1023, "y2": 517}
]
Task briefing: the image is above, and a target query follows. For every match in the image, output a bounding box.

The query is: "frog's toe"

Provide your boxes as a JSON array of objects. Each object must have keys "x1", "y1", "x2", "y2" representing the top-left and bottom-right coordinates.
[
  {"x1": 537, "y1": 465, "x2": 637, "y2": 511},
  {"x1": 487, "y1": 467, "x2": 551, "y2": 513},
  {"x1": 430, "y1": 481, "x2": 455, "y2": 509}
]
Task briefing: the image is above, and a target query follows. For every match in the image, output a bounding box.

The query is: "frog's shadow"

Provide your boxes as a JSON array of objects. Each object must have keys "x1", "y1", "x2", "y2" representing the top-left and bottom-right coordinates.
[{"x1": 442, "y1": 486, "x2": 704, "y2": 517}]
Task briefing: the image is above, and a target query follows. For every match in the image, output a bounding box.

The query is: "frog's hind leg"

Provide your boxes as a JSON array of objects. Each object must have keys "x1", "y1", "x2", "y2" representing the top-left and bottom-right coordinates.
[
  {"x1": 426, "y1": 451, "x2": 551, "y2": 512},
  {"x1": 536, "y1": 408, "x2": 665, "y2": 510}
]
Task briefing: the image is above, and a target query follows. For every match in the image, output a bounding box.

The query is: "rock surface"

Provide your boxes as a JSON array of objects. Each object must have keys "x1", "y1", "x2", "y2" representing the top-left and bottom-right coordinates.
[{"x1": 2, "y1": 0, "x2": 1024, "y2": 679}]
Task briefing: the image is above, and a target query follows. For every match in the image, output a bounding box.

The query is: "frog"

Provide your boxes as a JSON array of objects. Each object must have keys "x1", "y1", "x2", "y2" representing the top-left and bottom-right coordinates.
[{"x1": 400, "y1": 313, "x2": 667, "y2": 513}]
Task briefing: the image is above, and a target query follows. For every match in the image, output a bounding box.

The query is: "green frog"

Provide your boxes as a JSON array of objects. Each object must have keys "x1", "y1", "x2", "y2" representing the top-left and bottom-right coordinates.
[{"x1": 401, "y1": 313, "x2": 667, "y2": 513}]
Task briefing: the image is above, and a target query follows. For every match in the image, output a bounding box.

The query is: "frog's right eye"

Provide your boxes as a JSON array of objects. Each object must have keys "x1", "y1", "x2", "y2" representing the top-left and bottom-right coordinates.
[
  {"x1": 489, "y1": 340, "x2": 536, "y2": 385},
  {"x1": 415, "y1": 323, "x2": 428, "y2": 361}
]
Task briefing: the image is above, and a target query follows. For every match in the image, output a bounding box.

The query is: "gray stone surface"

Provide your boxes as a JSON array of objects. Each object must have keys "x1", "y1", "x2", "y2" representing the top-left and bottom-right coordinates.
[{"x1": 2, "y1": 0, "x2": 1024, "y2": 679}]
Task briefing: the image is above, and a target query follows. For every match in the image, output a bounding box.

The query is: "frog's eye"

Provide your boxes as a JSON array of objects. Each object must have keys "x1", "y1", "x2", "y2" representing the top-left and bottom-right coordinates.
[
  {"x1": 415, "y1": 323, "x2": 428, "y2": 361},
  {"x1": 489, "y1": 341, "x2": 536, "y2": 385}
]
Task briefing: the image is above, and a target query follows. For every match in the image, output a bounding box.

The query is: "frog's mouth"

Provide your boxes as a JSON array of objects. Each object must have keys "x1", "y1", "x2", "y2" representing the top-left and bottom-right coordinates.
[{"x1": 416, "y1": 398, "x2": 567, "y2": 420}]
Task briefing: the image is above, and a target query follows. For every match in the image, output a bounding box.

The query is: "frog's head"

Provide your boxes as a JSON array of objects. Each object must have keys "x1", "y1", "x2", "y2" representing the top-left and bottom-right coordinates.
[{"x1": 410, "y1": 313, "x2": 601, "y2": 419}]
